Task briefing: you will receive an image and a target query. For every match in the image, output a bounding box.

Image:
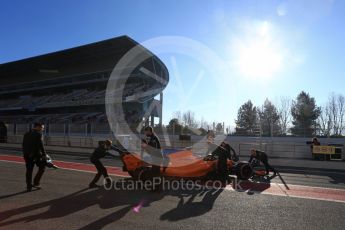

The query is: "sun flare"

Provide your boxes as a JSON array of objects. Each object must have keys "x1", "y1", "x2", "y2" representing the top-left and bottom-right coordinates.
[{"x1": 233, "y1": 21, "x2": 284, "y2": 80}]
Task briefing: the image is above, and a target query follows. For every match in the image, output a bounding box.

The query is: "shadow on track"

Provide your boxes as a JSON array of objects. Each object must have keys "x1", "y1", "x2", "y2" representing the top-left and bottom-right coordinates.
[
  {"x1": 82, "y1": 183, "x2": 225, "y2": 227},
  {"x1": 0, "y1": 179, "x2": 226, "y2": 228},
  {"x1": 328, "y1": 174, "x2": 345, "y2": 185},
  {"x1": 0, "y1": 182, "x2": 220, "y2": 227},
  {"x1": 160, "y1": 188, "x2": 223, "y2": 221},
  {"x1": 0, "y1": 184, "x2": 164, "y2": 229},
  {"x1": 276, "y1": 171, "x2": 290, "y2": 190},
  {"x1": 0, "y1": 176, "x2": 282, "y2": 228},
  {"x1": 0, "y1": 190, "x2": 37, "y2": 200}
]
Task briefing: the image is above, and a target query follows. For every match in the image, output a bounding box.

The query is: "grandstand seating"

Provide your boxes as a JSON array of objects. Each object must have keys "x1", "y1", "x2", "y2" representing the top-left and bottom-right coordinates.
[
  {"x1": 0, "y1": 36, "x2": 169, "y2": 136},
  {"x1": 0, "y1": 82, "x2": 156, "y2": 111}
]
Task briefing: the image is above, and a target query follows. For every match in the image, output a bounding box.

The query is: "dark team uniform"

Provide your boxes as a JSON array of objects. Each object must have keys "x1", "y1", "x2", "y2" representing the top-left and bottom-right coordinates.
[
  {"x1": 249, "y1": 150, "x2": 276, "y2": 175},
  {"x1": 222, "y1": 143, "x2": 239, "y2": 162},
  {"x1": 0, "y1": 122, "x2": 7, "y2": 143},
  {"x1": 211, "y1": 144, "x2": 231, "y2": 181},
  {"x1": 144, "y1": 134, "x2": 161, "y2": 152},
  {"x1": 89, "y1": 142, "x2": 113, "y2": 187},
  {"x1": 143, "y1": 134, "x2": 163, "y2": 175},
  {"x1": 22, "y1": 130, "x2": 47, "y2": 190}
]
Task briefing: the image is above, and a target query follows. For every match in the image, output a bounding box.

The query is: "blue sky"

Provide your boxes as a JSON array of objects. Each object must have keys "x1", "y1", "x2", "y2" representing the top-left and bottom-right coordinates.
[{"x1": 1, "y1": 0, "x2": 345, "y2": 129}]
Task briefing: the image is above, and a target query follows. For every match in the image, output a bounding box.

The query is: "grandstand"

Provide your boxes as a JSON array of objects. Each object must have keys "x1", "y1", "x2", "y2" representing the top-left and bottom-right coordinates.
[{"x1": 0, "y1": 35, "x2": 169, "y2": 137}]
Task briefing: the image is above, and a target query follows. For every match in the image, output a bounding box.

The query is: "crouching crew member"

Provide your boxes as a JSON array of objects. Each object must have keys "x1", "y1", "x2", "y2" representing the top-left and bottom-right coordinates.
[
  {"x1": 89, "y1": 140, "x2": 114, "y2": 188},
  {"x1": 249, "y1": 149, "x2": 277, "y2": 176},
  {"x1": 22, "y1": 122, "x2": 47, "y2": 192}
]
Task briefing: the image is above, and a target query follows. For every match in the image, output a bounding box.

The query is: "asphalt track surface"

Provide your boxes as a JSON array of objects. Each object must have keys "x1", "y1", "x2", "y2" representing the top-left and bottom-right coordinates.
[{"x1": 1, "y1": 150, "x2": 345, "y2": 230}]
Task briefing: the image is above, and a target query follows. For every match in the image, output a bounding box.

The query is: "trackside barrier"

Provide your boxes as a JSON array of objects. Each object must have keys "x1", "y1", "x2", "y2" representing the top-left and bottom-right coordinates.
[
  {"x1": 238, "y1": 142, "x2": 311, "y2": 159},
  {"x1": 1, "y1": 135, "x2": 331, "y2": 159}
]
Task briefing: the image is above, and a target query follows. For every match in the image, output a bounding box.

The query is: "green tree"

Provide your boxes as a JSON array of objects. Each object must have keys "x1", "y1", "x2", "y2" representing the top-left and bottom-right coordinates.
[
  {"x1": 235, "y1": 100, "x2": 258, "y2": 135},
  {"x1": 166, "y1": 118, "x2": 183, "y2": 135},
  {"x1": 259, "y1": 99, "x2": 280, "y2": 136},
  {"x1": 291, "y1": 91, "x2": 321, "y2": 137}
]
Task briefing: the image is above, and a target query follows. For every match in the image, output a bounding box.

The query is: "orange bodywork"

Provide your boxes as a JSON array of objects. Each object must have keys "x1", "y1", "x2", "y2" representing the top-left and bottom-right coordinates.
[{"x1": 122, "y1": 150, "x2": 234, "y2": 178}]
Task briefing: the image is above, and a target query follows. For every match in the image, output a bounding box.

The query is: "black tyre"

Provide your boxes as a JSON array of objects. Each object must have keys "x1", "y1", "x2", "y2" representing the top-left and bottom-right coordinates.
[
  {"x1": 127, "y1": 170, "x2": 138, "y2": 180},
  {"x1": 233, "y1": 162, "x2": 253, "y2": 180},
  {"x1": 136, "y1": 167, "x2": 153, "y2": 182}
]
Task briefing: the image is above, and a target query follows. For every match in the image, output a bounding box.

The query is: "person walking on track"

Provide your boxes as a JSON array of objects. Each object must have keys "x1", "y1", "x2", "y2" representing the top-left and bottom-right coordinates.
[{"x1": 22, "y1": 122, "x2": 47, "y2": 192}]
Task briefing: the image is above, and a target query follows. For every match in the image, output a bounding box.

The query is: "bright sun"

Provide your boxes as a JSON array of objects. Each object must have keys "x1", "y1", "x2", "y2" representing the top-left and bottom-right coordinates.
[{"x1": 233, "y1": 21, "x2": 284, "y2": 80}]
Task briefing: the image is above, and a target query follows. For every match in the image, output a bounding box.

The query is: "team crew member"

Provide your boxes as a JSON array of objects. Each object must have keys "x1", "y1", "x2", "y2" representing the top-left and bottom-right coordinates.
[
  {"x1": 310, "y1": 137, "x2": 321, "y2": 159},
  {"x1": 0, "y1": 121, "x2": 7, "y2": 143},
  {"x1": 141, "y1": 126, "x2": 163, "y2": 190},
  {"x1": 141, "y1": 126, "x2": 163, "y2": 174},
  {"x1": 310, "y1": 137, "x2": 321, "y2": 151},
  {"x1": 207, "y1": 142, "x2": 239, "y2": 182},
  {"x1": 89, "y1": 140, "x2": 114, "y2": 188},
  {"x1": 210, "y1": 144, "x2": 230, "y2": 182},
  {"x1": 206, "y1": 130, "x2": 216, "y2": 155},
  {"x1": 22, "y1": 122, "x2": 47, "y2": 192},
  {"x1": 249, "y1": 149, "x2": 277, "y2": 176},
  {"x1": 311, "y1": 137, "x2": 321, "y2": 146},
  {"x1": 220, "y1": 141, "x2": 239, "y2": 162}
]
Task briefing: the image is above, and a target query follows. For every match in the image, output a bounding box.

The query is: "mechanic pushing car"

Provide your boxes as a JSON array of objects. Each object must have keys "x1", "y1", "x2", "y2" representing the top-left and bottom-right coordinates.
[
  {"x1": 141, "y1": 126, "x2": 163, "y2": 190},
  {"x1": 205, "y1": 141, "x2": 235, "y2": 182},
  {"x1": 220, "y1": 141, "x2": 239, "y2": 162},
  {"x1": 249, "y1": 149, "x2": 277, "y2": 176},
  {"x1": 210, "y1": 144, "x2": 230, "y2": 182},
  {"x1": 89, "y1": 140, "x2": 116, "y2": 188}
]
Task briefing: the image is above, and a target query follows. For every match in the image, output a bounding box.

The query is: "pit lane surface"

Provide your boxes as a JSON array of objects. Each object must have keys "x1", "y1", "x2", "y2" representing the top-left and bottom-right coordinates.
[{"x1": 0, "y1": 151, "x2": 345, "y2": 230}]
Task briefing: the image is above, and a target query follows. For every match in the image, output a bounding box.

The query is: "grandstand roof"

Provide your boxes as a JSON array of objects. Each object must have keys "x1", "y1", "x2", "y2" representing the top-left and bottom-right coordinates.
[{"x1": 0, "y1": 35, "x2": 167, "y2": 86}]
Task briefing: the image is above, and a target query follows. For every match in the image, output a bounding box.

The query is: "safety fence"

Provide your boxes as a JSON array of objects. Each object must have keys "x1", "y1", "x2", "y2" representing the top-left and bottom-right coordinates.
[
  {"x1": 3, "y1": 134, "x2": 338, "y2": 159},
  {"x1": 237, "y1": 142, "x2": 312, "y2": 158}
]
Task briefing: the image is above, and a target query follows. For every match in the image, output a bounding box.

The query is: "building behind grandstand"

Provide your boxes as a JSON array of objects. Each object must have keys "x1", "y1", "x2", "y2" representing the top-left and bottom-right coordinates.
[{"x1": 0, "y1": 35, "x2": 169, "y2": 139}]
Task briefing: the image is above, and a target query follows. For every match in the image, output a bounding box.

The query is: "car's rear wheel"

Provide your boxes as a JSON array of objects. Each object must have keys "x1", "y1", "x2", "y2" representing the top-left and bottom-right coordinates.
[
  {"x1": 136, "y1": 167, "x2": 153, "y2": 182},
  {"x1": 233, "y1": 162, "x2": 253, "y2": 180},
  {"x1": 127, "y1": 170, "x2": 138, "y2": 180}
]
